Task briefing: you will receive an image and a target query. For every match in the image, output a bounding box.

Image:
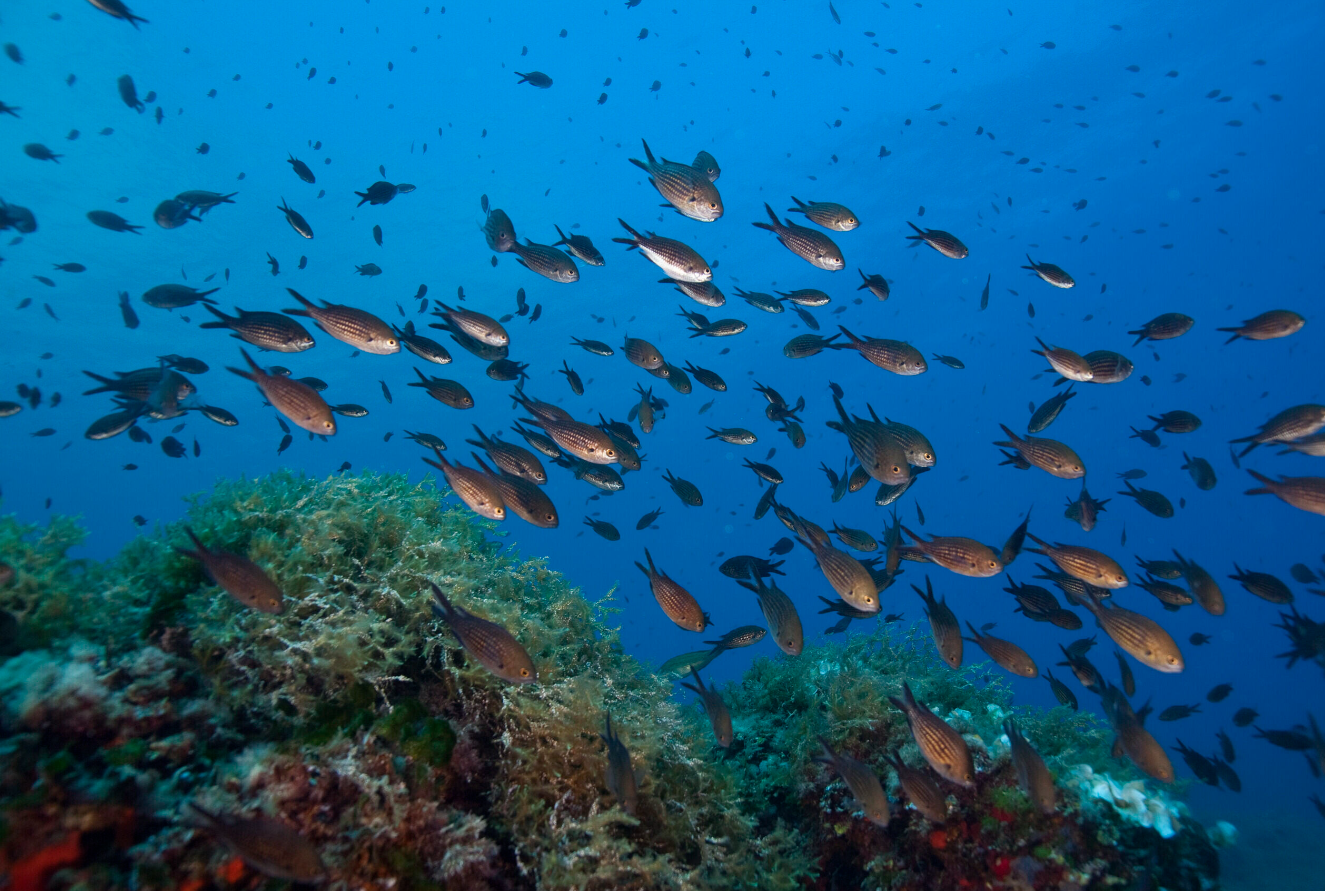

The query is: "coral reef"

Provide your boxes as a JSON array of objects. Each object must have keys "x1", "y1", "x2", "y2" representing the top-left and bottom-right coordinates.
[{"x1": 0, "y1": 470, "x2": 1221, "y2": 890}]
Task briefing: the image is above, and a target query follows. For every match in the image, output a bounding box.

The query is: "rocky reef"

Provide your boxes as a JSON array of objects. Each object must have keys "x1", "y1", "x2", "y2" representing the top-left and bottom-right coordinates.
[{"x1": 0, "y1": 470, "x2": 1221, "y2": 889}]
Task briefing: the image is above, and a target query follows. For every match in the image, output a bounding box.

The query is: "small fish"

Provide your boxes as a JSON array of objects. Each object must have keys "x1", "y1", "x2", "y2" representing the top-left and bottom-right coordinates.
[
  {"x1": 430, "y1": 582, "x2": 536, "y2": 683},
  {"x1": 1159, "y1": 704, "x2": 1201, "y2": 721},
  {"x1": 1232, "y1": 707, "x2": 1258, "y2": 727},
  {"x1": 814, "y1": 736, "x2": 890, "y2": 826},
  {"x1": 889, "y1": 681, "x2": 975, "y2": 787},
  {"x1": 636, "y1": 507, "x2": 664, "y2": 530},
  {"x1": 682, "y1": 670, "x2": 733, "y2": 747},
  {"x1": 583, "y1": 516, "x2": 620, "y2": 541},
  {"x1": 186, "y1": 804, "x2": 324, "y2": 883},
  {"x1": 175, "y1": 527, "x2": 284, "y2": 613},
  {"x1": 1022, "y1": 253, "x2": 1075, "y2": 288},
  {"x1": 1207, "y1": 683, "x2": 1233, "y2": 703},
  {"x1": 600, "y1": 714, "x2": 638, "y2": 814}
]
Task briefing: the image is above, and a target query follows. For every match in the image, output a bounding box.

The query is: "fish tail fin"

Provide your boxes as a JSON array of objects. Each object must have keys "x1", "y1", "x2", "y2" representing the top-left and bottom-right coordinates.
[
  {"x1": 640, "y1": 138, "x2": 656, "y2": 165},
  {"x1": 997, "y1": 423, "x2": 1022, "y2": 443},
  {"x1": 906, "y1": 220, "x2": 925, "y2": 237},
  {"x1": 1243, "y1": 469, "x2": 1274, "y2": 494},
  {"x1": 787, "y1": 196, "x2": 807, "y2": 211},
  {"x1": 428, "y1": 581, "x2": 455, "y2": 622},
  {"x1": 283, "y1": 287, "x2": 314, "y2": 315},
  {"x1": 552, "y1": 224, "x2": 568, "y2": 245}
]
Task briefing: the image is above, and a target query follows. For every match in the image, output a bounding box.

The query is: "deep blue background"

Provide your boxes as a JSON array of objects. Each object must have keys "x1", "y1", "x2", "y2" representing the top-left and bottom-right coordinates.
[{"x1": 1, "y1": 0, "x2": 1322, "y2": 860}]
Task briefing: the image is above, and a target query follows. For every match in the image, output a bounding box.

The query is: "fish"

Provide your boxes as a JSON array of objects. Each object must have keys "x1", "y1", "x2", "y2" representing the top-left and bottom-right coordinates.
[
  {"x1": 600, "y1": 714, "x2": 638, "y2": 815},
  {"x1": 814, "y1": 736, "x2": 890, "y2": 826},
  {"x1": 1245, "y1": 470, "x2": 1325, "y2": 516},
  {"x1": 905, "y1": 221, "x2": 968, "y2": 258},
  {"x1": 570, "y1": 336, "x2": 615, "y2": 357},
  {"x1": 783, "y1": 333, "x2": 841, "y2": 358},
  {"x1": 787, "y1": 197, "x2": 859, "y2": 231},
  {"x1": 636, "y1": 548, "x2": 709, "y2": 632},
  {"x1": 636, "y1": 507, "x2": 664, "y2": 530},
  {"x1": 1117, "y1": 480, "x2": 1175, "y2": 518},
  {"x1": 1227, "y1": 564, "x2": 1294, "y2": 604},
  {"x1": 736, "y1": 574, "x2": 803, "y2": 655},
  {"x1": 1231, "y1": 404, "x2": 1325, "y2": 456},
  {"x1": 1044, "y1": 670, "x2": 1079, "y2": 710},
  {"x1": 393, "y1": 321, "x2": 452, "y2": 364},
  {"x1": 1032, "y1": 337, "x2": 1093, "y2": 382},
  {"x1": 889, "y1": 682, "x2": 975, "y2": 787},
  {"x1": 901, "y1": 527, "x2": 1002, "y2": 578},
  {"x1": 932, "y1": 353, "x2": 965, "y2": 369},
  {"x1": 1172, "y1": 550, "x2": 1226, "y2": 616},
  {"x1": 420, "y1": 450, "x2": 505, "y2": 520},
  {"x1": 706, "y1": 427, "x2": 757, "y2": 445},
  {"x1": 613, "y1": 219, "x2": 711, "y2": 282},
  {"x1": 692, "y1": 150, "x2": 721, "y2": 182},
  {"x1": 1128, "y1": 312, "x2": 1194, "y2": 346},
  {"x1": 354, "y1": 181, "x2": 399, "y2": 207},
  {"x1": 89, "y1": 1, "x2": 149, "y2": 29},
  {"x1": 1216, "y1": 309, "x2": 1306, "y2": 343},
  {"x1": 913, "y1": 576, "x2": 962, "y2": 668},
  {"x1": 1232, "y1": 707, "x2": 1258, "y2": 727},
  {"x1": 583, "y1": 516, "x2": 620, "y2": 541},
  {"x1": 552, "y1": 225, "x2": 605, "y2": 266},
  {"x1": 433, "y1": 302, "x2": 508, "y2": 347},
  {"x1": 681, "y1": 670, "x2": 733, "y2": 747},
  {"x1": 1181, "y1": 453, "x2": 1217, "y2": 490},
  {"x1": 1150, "y1": 410, "x2": 1202, "y2": 434},
  {"x1": 1207, "y1": 684, "x2": 1234, "y2": 703},
  {"x1": 995, "y1": 425, "x2": 1086, "y2": 479},
  {"x1": 832, "y1": 326, "x2": 926, "y2": 375},
  {"x1": 283, "y1": 289, "x2": 398, "y2": 354},
  {"x1": 964, "y1": 622, "x2": 1038, "y2": 677},
  {"x1": 622, "y1": 336, "x2": 665, "y2": 370},
  {"x1": 515, "y1": 70, "x2": 553, "y2": 88},
  {"x1": 430, "y1": 582, "x2": 536, "y2": 683},
  {"x1": 466, "y1": 426, "x2": 546, "y2": 483},
  {"x1": 286, "y1": 153, "x2": 316, "y2": 183},
  {"x1": 175, "y1": 527, "x2": 284, "y2": 614},
  {"x1": 482, "y1": 206, "x2": 517, "y2": 253},
  {"x1": 1159, "y1": 704, "x2": 1201, "y2": 722},
  {"x1": 226, "y1": 349, "x2": 336, "y2": 435},
  {"x1": 469, "y1": 454, "x2": 558, "y2": 528},
  {"x1": 117, "y1": 291, "x2": 140, "y2": 329},
  {"x1": 202, "y1": 304, "x2": 316, "y2": 352},
  {"x1": 1026, "y1": 534, "x2": 1128, "y2": 588},
  {"x1": 752, "y1": 203, "x2": 845, "y2": 271},
  {"x1": 408, "y1": 369, "x2": 474, "y2": 409},
  {"x1": 142, "y1": 284, "x2": 219, "y2": 310},
  {"x1": 1063, "y1": 485, "x2": 1108, "y2": 533},
  {"x1": 704, "y1": 626, "x2": 767, "y2": 651},
  {"x1": 1080, "y1": 592, "x2": 1184, "y2": 673},
  {"x1": 628, "y1": 139, "x2": 723, "y2": 222},
  {"x1": 186, "y1": 804, "x2": 324, "y2": 883},
  {"x1": 1005, "y1": 719, "x2": 1055, "y2": 812},
  {"x1": 276, "y1": 198, "x2": 313, "y2": 238},
  {"x1": 1021, "y1": 253, "x2": 1075, "y2": 287}
]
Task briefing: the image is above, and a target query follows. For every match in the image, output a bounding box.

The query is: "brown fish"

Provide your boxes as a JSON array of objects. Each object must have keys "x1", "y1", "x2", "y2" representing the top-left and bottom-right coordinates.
[
  {"x1": 883, "y1": 752, "x2": 947, "y2": 823},
  {"x1": 752, "y1": 202, "x2": 845, "y2": 271},
  {"x1": 815, "y1": 736, "x2": 890, "y2": 826},
  {"x1": 187, "y1": 804, "x2": 325, "y2": 883},
  {"x1": 1128, "y1": 312, "x2": 1194, "y2": 346},
  {"x1": 964, "y1": 622, "x2": 1038, "y2": 677},
  {"x1": 1004, "y1": 719, "x2": 1055, "y2": 813},
  {"x1": 408, "y1": 368, "x2": 474, "y2": 409},
  {"x1": 789, "y1": 196, "x2": 860, "y2": 231},
  {"x1": 430, "y1": 582, "x2": 536, "y2": 682},
  {"x1": 226, "y1": 349, "x2": 336, "y2": 435},
  {"x1": 738, "y1": 574, "x2": 803, "y2": 655},
  {"x1": 1081, "y1": 594, "x2": 1184, "y2": 673},
  {"x1": 421, "y1": 450, "x2": 506, "y2": 521},
  {"x1": 901, "y1": 526, "x2": 1002, "y2": 578},
  {"x1": 629, "y1": 139, "x2": 723, "y2": 222},
  {"x1": 637, "y1": 548, "x2": 710, "y2": 632},
  {"x1": 1216, "y1": 309, "x2": 1305, "y2": 343},
  {"x1": 682, "y1": 670, "x2": 733, "y2": 747},
  {"x1": 175, "y1": 527, "x2": 283, "y2": 614},
  {"x1": 905, "y1": 221, "x2": 968, "y2": 258},
  {"x1": 1022, "y1": 253, "x2": 1075, "y2": 288},
  {"x1": 914, "y1": 576, "x2": 962, "y2": 668},
  {"x1": 200, "y1": 304, "x2": 316, "y2": 352},
  {"x1": 995, "y1": 425, "x2": 1085, "y2": 479},
  {"x1": 283, "y1": 288, "x2": 398, "y2": 354},
  {"x1": 834, "y1": 325, "x2": 927, "y2": 375},
  {"x1": 1026, "y1": 533, "x2": 1128, "y2": 588},
  {"x1": 1245, "y1": 470, "x2": 1325, "y2": 516},
  {"x1": 1172, "y1": 550, "x2": 1225, "y2": 615},
  {"x1": 889, "y1": 682, "x2": 975, "y2": 787},
  {"x1": 600, "y1": 713, "x2": 639, "y2": 814},
  {"x1": 1230, "y1": 404, "x2": 1325, "y2": 456}
]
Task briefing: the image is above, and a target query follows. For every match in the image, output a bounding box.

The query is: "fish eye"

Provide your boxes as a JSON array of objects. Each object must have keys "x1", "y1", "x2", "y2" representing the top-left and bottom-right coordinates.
[
  {"x1": 605, "y1": 448, "x2": 616, "y2": 457},
  {"x1": 520, "y1": 668, "x2": 530, "y2": 677}
]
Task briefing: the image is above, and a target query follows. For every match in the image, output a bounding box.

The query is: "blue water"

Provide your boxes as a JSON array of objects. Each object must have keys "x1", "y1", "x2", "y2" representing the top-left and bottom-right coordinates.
[{"x1": 2, "y1": 0, "x2": 1323, "y2": 864}]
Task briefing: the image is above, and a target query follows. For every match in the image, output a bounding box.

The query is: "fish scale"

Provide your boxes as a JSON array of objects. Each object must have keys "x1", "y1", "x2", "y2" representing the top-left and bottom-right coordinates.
[
  {"x1": 629, "y1": 139, "x2": 723, "y2": 222},
  {"x1": 201, "y1": 305, "x2": 315, "y2": 352},
  {"x1": 906, "y1": 221, "x2": 968, "y2": 258},
  {"x1": 431, "y1": 583, "x2": 536, "y2": 683},
  {"x1": 227, "y1": 349, "x2": 335, "y2": 435},
  {"x1": 614, "y1": 219, "x2": 712, "y2": 282},
  {"x1": 915, "y1": 577, "x2": 962, "y2": 668},
  {"x1": 903, "y1": 527, "x2": 1003, "y2": 578},
  {"x1": 995, "y1": 425, "x2": 1085, "y2": 479},
  {"x1": 421, "y1": 452, "x2": 505, "y2": 520},
  {"x1": 965, "y1": 623, "x2": 1038, "y2": 677}
]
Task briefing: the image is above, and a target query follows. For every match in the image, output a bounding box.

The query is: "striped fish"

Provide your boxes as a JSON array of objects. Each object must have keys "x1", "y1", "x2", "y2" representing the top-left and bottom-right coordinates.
[
  {"x1": 1004, "y1": 719, "x2": 1056, "y2": 813},
  {"x1": 1245, "y1": 470, "x2": 1325, "y2": 516},
  {"x1": 752, "y1": 202, "x2": 845, "y2": 271},
  {"x1": 629, "y1": 139, "x2": 723, "y2": 222},
  {"x1": 430, "y1": 582, "x2": 536, "y2": 683},
  {"x1": 737, "y1": 574, "x2": 803, "y2": 655},
  {"x1": 421, "y1": 450, "x2": 505, "y2": 521},
  {"x1": 815, "y1": 737, "x2": 890, "y2": 826},
  {"x1": 905, "y1": 221, "x2": 968, "y2": 258},
  {"x1": 901, "y1": 527, "x2": 1003, "y2": 578},
  {"x1": 681, "y1": 670, "x2": 733, "y2": 747},
  {"x1": 829, "y1": 395, "x2": 911, "y2": 485},
  {"x1": 637, "y1": 548, "x2": 710, "y2": 632},
  {"x1": 509, "y1": 240, "x2": 579, "y2": 283},
  {"x1": 913, "y1": 576, "x2": 962, "y2": 668},
  {"x1": 833, "y1": 326, "x2": 927, "y2": 375},
  {"x1": 788, "y1": 197, "x2": 859, "y2": 231},
  {"x1": 889, "y1": 682, "x2": 975, "y2": 787},
  {"x1": 226, "y1": 348, "x2": 336, "y2": 435},
  {"x1": 282, "y1": 288, "x2": 399, "y2": 354},
  {"x1": 964, "y1": 622, "x2": 1038, "y2": 677},
  {"x1": 1026, "y1": 534, "x2": 1128, "y2": 588},
  {"x1": 1231, "y1": 404, "x2": 1325, "y2": 456},
  {"x1": 884, "y1": 752, "x2": 947, "y2": 823},
  {"x1": 1216, "y1": 309, "x2": 1305, "y2": 343},
  {"x1": 1033, "y1": 337, "x2": 1093, "y2": 381},
  {"x1": 467, "y1": 425, "x2": 546, "y2": 483},
  {"x1": 614, "y1": 219, "x2": 711, "y2": 282},
  {"x1": 470, "y1": 454, "x2": 558, "y2": 529},
  {"x1": 1022, "y1": 253, "x2": 1075, "y2": 287},
  {"x1": 1081, "y1": 595, "x2": 1184, "y2": 673},
  {"x1": 200, "y1": 304, "x2": 315, "y2": 352},
  {"x1": 1128, "y1": 312, "x2": 1194, "y2": 346},
  {"x1": 528, "y1": 415, "x2": 618, "y2": 464},
  {"x1": 995, "y1": 424, "x2": 1086, "y2": 479}
]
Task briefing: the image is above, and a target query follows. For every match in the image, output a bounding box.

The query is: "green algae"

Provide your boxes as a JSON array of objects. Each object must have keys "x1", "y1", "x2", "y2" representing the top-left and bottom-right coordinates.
[{"x1": 0, "y1": 470, "x2": 1214, "y2": 890}]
